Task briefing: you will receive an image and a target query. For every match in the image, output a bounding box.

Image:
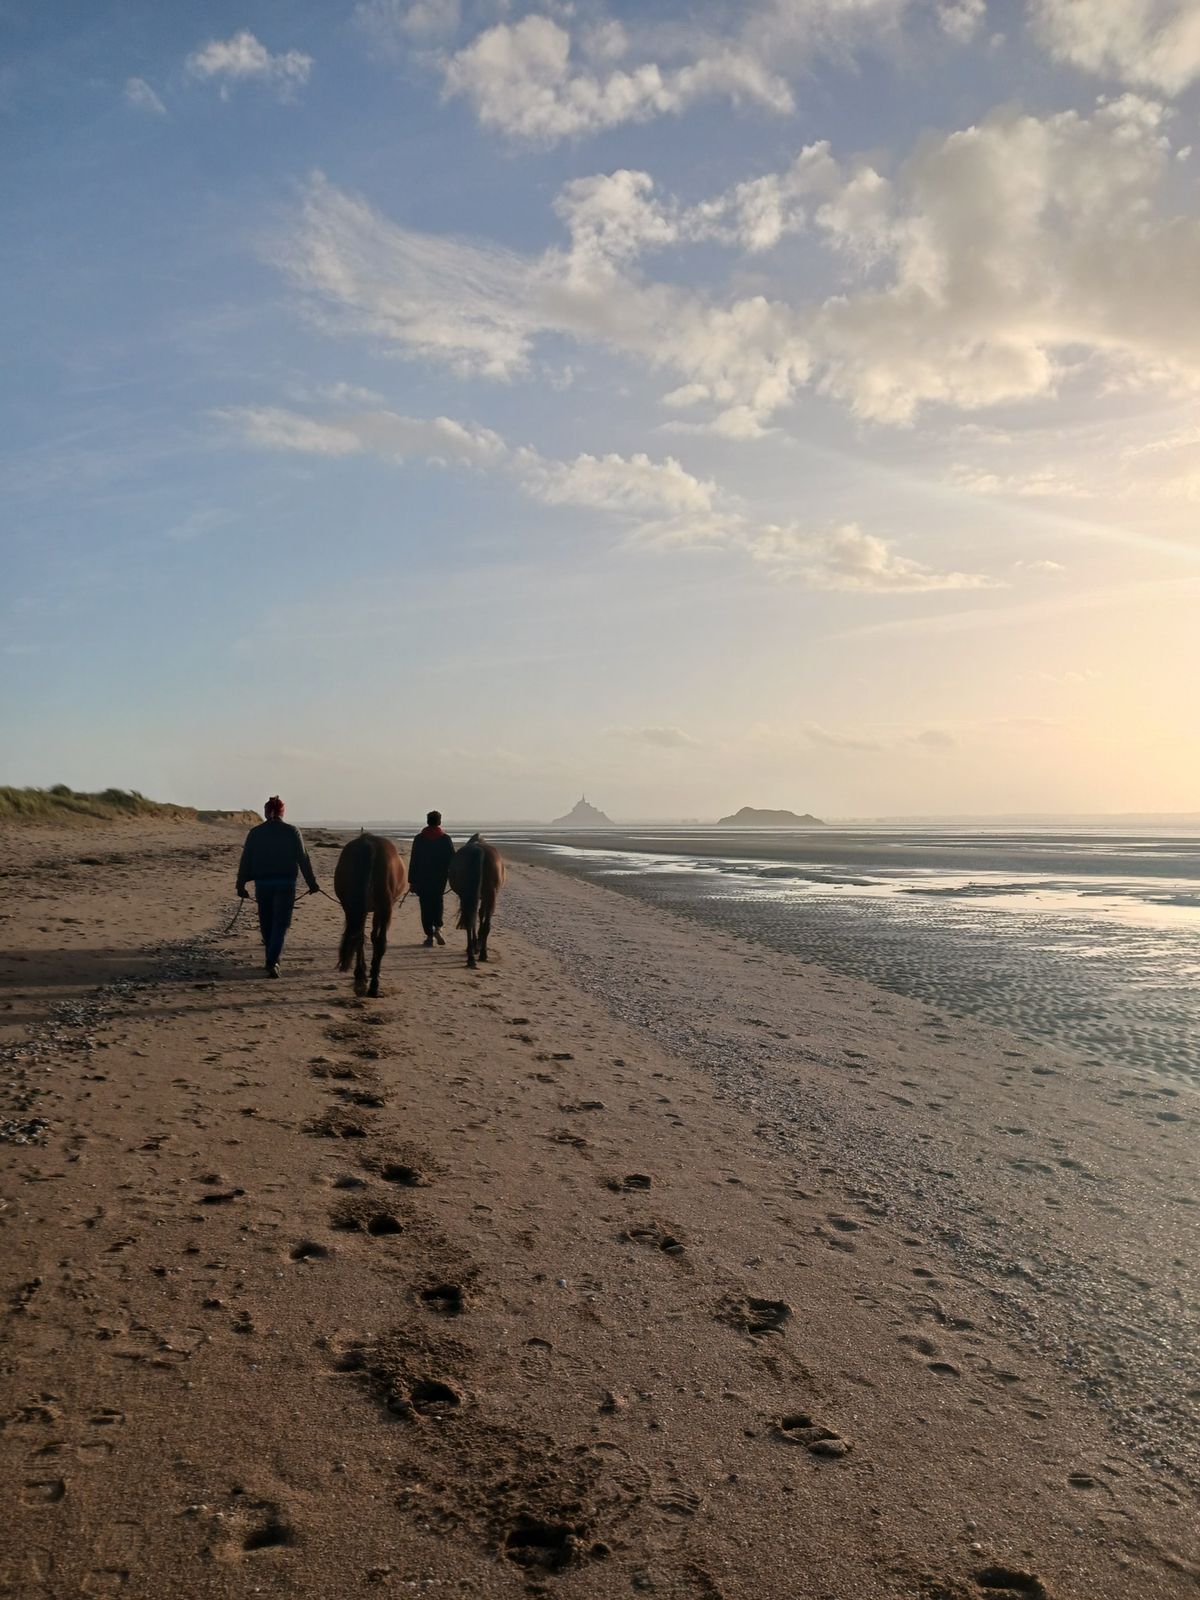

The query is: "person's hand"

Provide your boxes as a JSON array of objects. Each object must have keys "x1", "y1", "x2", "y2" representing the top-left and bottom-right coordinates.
[
  {"x1": 238, "y1": 887, "x2": 249, "y2": 899},
  {"x1": 308, "y1": 885, "x2": 320, "y2": 896}
]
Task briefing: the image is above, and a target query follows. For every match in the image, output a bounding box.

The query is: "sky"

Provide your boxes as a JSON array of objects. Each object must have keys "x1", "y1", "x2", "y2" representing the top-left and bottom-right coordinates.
[{"x1": 3, "y1": 0, "x2": 1200, "y2": 822}]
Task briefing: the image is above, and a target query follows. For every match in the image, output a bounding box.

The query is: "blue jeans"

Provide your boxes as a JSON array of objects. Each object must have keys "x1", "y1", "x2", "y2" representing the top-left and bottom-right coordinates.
[{"x1": 255, "y1": 878, "x2": 296, "y2": 967}]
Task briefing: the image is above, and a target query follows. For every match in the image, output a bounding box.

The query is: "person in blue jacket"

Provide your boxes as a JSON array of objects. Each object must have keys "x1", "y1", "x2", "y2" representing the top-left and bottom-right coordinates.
[{"x1": 236, "y1": 796, "x2": 319, "y2": 976}]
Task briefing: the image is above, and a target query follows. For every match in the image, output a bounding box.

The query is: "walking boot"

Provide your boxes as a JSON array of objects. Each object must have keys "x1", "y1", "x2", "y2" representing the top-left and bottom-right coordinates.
[{"x1": 434, "y1": 927, "x2": 446, "y2": 945}]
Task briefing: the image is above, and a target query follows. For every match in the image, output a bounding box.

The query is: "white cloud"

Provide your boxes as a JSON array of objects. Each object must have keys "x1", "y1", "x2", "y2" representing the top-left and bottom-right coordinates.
[
  {"x1": 1031, "y1": 0, "x2": 1200, "y2": 95},
  {"x1": 356, "y1": 0, "x2": 461, "y2": 47},
  {"x1": 808, "y1": 94, "x2": 1200, "y2": 422},
  {"x1": 225, "y1": 401, "x2": 993, "y2": 593},
  {"x1": 939, "y1": 0, "x2": 986, "y2": 39},
  {"x1": 607, "y1": 725, "x2": 703, "y2": 748},
  {"x1": 949, "y1": 464, "x2": 1094, "y2": 499},
  {"x1": 276, "y1": 174, "x2": 537, "y2": 379},
  {"x1": 1124, "y1": 423, "x2": 1200, "y2": 457},
  {"x1": 442, "y1": 15, "x2": 793, "y2": 144},
  {"x1": 221, "y1": 405, "x2": 505, "y2": 466},
  {"x1": 513, "y1": 451, "x2": 987, "y2": 588},
  {"x1": 369, "y1": 0, "x2": 991, "y2": 149},
  {"x1": 277, "y1": 90, "x2": 1200, "y2": 438},
  {"x1": 187, "y1": 30, "x2": 313, "y2": 99},
  {"x1": 738, "y1": 0, "x2": 920, "y2": 60},
  {"x1": 552, "y1": 170, "x2": 680, "y2": 266},
  {"x1": 275, "y1": 172, "x2": 812, "y2": 436},
  {"x1": 320, "y1": 381, "x2": 388, "y2": 407},
  {"x1": 803, "y1": 722, "x2": 885, "y2": 751},
  {"x1": 124, "y1": 77, "x2": 165, "y2": 114},
  {"x1": 518, "y1": 447, "x2": 718, "y2": 519},
  {"x1": 747, "y1": 522, "x2": 999, "y2": 591}
]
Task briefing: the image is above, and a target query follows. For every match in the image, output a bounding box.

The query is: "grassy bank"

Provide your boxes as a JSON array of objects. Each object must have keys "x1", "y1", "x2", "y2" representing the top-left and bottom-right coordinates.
[{"x1": 0, "y1": 785, "x2": 257, "y2": 826}]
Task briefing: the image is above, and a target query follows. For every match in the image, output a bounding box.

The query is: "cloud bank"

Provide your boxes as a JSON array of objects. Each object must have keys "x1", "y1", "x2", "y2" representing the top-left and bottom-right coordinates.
[
  {"x1": 224, "y1": 402, "x2": 993, "y2": 592},
  {"x1": 274, "y1": 93, "x2": 1200, "y2": 437}
]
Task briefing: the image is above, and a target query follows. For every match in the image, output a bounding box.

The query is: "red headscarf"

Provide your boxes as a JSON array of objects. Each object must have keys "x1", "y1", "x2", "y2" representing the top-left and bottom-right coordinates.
[{"x1": 264, "y1": 796, "x2": 285, "y2": 819}]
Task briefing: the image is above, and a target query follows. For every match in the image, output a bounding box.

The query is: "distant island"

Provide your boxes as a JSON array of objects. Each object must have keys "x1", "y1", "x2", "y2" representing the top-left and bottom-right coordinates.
[
  {"x1": 717, "y1": 805, "x2": 825, "y2": 827},
  {"x1": 548, "y1": 795, "x2": 613, "y2": 828}
]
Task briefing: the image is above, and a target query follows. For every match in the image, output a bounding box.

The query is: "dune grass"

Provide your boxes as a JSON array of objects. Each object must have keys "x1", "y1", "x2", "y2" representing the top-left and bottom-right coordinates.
[{"x1": 0, "y1": 785, "x2": 255, "y2": 825}]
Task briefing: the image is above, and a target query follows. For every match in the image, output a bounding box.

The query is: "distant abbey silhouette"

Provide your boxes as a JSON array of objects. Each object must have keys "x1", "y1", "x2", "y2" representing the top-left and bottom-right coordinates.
[{"x1": 549, "y1": 794, "x2": 613, "y2": 828}]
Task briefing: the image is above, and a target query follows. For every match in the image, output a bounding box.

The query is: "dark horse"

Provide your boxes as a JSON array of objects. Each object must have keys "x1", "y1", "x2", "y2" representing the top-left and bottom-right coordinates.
[
  {"x1": 448, "y1": 834, "x2": 505, "y2": 969},
  {"x1": 334, "y1": 832, "x2": 407, "y2": 997}
]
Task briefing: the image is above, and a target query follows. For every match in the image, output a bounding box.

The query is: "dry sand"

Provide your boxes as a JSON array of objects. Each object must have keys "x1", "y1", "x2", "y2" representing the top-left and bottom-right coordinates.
[{"x1": 0, "y1": 820, "x2": 1196, "y2": 1599}]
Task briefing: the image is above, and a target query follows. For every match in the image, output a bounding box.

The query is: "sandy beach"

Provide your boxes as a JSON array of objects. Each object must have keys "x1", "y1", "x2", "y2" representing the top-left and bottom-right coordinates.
[{"x1": 1, "y1": 819, "x2": 1197, "y2": 1600}]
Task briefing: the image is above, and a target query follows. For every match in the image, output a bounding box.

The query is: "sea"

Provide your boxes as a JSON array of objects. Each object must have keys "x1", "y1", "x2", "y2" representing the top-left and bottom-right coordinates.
[{"x1": 495, "y1": 826, "x2": 1200, "y2": 1084}]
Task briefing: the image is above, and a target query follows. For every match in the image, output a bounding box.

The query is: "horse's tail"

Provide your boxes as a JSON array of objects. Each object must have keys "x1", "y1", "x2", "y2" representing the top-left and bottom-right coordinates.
[
  {"x1": 455, "y1": 842, "x2": 483, "y2": 932},
  {"x1": 337, "y1": 834, "x2": 374, "y2": 971}
]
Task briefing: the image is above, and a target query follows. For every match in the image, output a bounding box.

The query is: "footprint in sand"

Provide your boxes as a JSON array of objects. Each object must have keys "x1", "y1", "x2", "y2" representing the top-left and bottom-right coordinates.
[
  {"x1": 240, "y1": 1505, "x2": 296, "y2": 1553},
  {"x1": 304, "y1": 1110, "x2": 370, "y2": 1140},
  {"x1": 288, "y1": 1240, "x2": 330, "y2": 1263},
  {"x1": 378, "y1": 1162, "x2": 429, "y2": 1188},
  {"x1": 718, "y1": 1295, "x2": 791, "y2": 1338},
  {"x1": 419, "y1": 1283, "x2": 465, "y2": 1316},
  {"x1": 21, "y1": 1478, "x2": 66, "y2": 1506},
  {"x1": 622, "y1": 1223, "x2": 686, "y2": 1258},
  {"x1": 330, "y1": 1198, "x2": 403, "y2": 1236},
  {"x1": 386, "y1": 1377, "x2": 464, "y2": 1420},
  {"x1": 502, "y1": 1513, "x2": 587, "y2": 1573},
  {"x1": 81, "y1": 1570, "x2": 129, "y2": 1594},
  {"x1": 974, "y1": 1566, "x2": 1050, "y2": 1598},
  {"x1": 775, "y1": 1413, "x2": 851, "y2": 1459}
]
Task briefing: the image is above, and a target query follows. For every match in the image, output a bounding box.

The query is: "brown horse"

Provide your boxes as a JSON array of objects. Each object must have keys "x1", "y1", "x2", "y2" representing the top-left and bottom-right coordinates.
[
  {"x1": 448, "y1": 834, "x2": 505, "y2": 968},
  {"x1": 334, "y1": 832, "x2": 407, "y2": 997}
]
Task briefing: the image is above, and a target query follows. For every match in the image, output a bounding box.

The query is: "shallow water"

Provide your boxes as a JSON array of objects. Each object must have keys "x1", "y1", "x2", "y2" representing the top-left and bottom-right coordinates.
[{"x1": 499, "y1": 828, "x2": 1200, "y2": 1084}]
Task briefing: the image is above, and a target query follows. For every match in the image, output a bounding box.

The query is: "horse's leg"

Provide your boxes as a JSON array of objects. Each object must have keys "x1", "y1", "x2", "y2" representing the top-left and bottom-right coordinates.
[
  {"x1": 368, "y1": 911, "x2": 388, "y2": 998},
  {"x1": 478, "y1": 906, "x2": 491, "y2": 962},
  {"x1": 465, "y1": 911, "x2": 478, "y2": 968},
  {"x1": 353, "y1": 926, "x2": 368, "y2": 996}
]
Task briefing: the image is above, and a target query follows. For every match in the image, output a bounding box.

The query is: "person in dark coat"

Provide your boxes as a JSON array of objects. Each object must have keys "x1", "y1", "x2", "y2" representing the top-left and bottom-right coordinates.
[
  {"x1": 236, "y1": 796, "x2": 319, "y2": 977},
  {"x1": 409, "y1": 810, "x2": 455, "y2": 947}
]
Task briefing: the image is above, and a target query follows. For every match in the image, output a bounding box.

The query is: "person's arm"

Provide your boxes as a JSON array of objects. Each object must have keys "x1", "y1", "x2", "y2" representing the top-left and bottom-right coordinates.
[
  {"x1": 236, "y1": 833, "x2": 253, "y2": 897},
  {"x1": 294, "y1": 828, "x2": 319, "y2": 894}
]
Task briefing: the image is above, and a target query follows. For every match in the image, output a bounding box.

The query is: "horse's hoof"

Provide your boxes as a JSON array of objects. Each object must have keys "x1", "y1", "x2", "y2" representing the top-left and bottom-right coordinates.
[
  {"x1": 478, "y1": 952, "x2": 488, "y2": 963},
  {"x1": 367, "y1": 984, "x2": 380, "y2": 998},
  {"x1": 353, "y1": 982, "x2": 368, "y2": 998},
  {"x1": 466, "y1": 959, "x2": 477, "y2": 970}
]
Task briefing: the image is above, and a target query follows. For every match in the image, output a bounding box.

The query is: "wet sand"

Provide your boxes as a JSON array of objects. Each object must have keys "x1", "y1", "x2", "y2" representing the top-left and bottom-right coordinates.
[
  {"x1": 1, "y1": 820, "x2": 1197, "y2": 1599},
  {"x1": 502, "y1": 832, "x2": 1200, "y2": 1084}
]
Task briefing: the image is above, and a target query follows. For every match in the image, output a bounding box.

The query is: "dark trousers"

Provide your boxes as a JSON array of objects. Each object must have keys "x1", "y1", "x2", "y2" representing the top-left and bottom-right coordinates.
[
  {"x1": 255, "y1": 878, "x2": 296, "y2": 966},
  {"x1": 417, "y1": 888, "x2": 445, "y2": 937}
]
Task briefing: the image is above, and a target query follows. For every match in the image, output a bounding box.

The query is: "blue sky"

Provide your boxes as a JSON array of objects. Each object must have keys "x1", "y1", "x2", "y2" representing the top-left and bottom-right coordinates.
[{"x1": 3, "y1": 0, "x2": 1200, "y2": 820}]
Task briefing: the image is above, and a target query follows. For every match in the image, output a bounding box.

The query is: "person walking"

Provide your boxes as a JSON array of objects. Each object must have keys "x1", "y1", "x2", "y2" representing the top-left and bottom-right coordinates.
[
  {"x1": 236, "y1": 796, "x2": 320, "y2": 977},
  {"x1": 409, "y1": 810, "x2": 455, "y2": 947}
]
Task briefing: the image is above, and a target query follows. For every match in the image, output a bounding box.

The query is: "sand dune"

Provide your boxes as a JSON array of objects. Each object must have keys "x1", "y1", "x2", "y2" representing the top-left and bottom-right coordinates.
[{"x1": 0, "y1": 820, "x2": 1196, "y2": 1598}]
